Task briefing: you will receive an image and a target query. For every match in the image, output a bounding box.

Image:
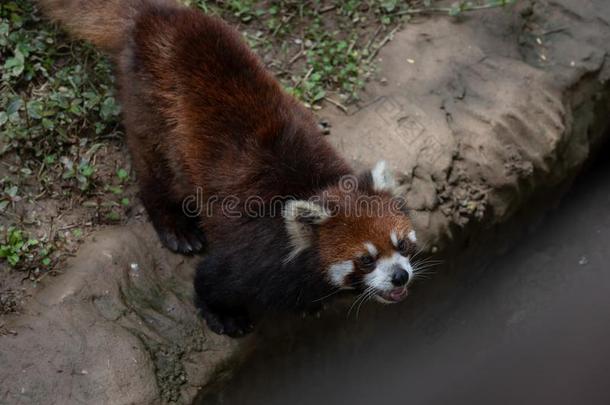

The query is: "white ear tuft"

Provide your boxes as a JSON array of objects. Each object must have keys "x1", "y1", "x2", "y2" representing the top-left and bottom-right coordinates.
[
  {"x1": 283, "y1": 200, "x2": 330, "y2": 262},
  {"x1": 371, "y1": 160, "x2": 398, "y2": 193}
]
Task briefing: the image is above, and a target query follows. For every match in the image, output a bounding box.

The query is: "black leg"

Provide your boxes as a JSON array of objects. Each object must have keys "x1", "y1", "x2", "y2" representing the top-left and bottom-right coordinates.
[
  {"x1": 194, "y1": 256, "x2": 254, "y2": 338},
  {"x1": 140, "y1": 178, "x2": 206, "y2": 255}
]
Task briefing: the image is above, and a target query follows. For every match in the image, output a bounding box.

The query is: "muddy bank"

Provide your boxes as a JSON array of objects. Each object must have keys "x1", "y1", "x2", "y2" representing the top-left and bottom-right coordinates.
[{"x1": 1, "y1": 0, "x2": 610, "y2": 403}]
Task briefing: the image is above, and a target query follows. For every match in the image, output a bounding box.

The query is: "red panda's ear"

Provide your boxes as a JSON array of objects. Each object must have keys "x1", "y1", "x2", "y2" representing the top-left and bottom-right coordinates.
[
  {"x1": 371, "y1": 161, "x2": 399, "y2": 194},
  {"x1": 282, "y1": 200, "x2": 330, "y2": 261}
]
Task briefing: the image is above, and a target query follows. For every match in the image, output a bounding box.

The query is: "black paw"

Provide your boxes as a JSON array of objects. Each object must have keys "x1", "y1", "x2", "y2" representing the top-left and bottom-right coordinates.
[
  {"x1": 201, "y1": 310, "x2": 254, "y2": 338},
  {"x1": 154, "y1": 215, "x2": 206, "y2": 255},
  {"x1": 301, "y1": 302, "x2": 325, "y2": 318}
]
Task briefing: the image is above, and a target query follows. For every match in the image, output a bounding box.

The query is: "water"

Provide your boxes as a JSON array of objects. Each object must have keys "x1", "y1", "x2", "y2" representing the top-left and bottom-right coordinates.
[{"x1": 198, "y1": 149, "x2": 610, "y2": 405}]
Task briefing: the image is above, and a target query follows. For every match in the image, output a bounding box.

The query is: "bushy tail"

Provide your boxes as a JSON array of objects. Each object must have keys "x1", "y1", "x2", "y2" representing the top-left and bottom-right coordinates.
[{"x1": 37, "y1": 0, "x2": 173, "y2": 56}]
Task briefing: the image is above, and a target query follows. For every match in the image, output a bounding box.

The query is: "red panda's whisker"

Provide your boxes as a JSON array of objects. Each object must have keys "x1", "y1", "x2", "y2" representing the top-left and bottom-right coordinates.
[
  {"x1": 347, "y1": 294, "x2": 366, "y2": 319},
  {"x1": 347, "y1": 286, "x2": 375, "y2": 319},
  {"x1": 410, "y1": 242, "x2": 431, "y2": 261},
  {"x1": 414, "y1": 263, "x2": 441, "y2": 271},
  {"x1": 356, "y1": 289, "x2": 377, "y2": 319},
  {"x1": 312, "y1": 288, "x2": 343, "y2": 303},
  {"x1": 414, "y1": 262, "x2": 441, "y2": 270}
]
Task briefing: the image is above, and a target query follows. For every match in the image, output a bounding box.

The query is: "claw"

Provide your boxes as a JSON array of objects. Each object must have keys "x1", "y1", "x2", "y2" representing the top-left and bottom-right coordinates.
[
  {"x1": 162, "y1": 233, "x2": 179, "y2": 252},
  {"x1": 155, "y1": 221, "x2": 206, "y2": 255}
]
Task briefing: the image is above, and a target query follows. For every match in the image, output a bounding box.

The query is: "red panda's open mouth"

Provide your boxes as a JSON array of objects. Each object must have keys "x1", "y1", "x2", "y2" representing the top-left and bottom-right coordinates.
[{"x1": 377, "y1": 287, "x2": 408, "y2": 303}]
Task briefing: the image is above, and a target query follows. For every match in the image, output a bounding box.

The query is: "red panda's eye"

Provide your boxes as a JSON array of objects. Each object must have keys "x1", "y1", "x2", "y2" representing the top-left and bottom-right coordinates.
[
  {"x1": 359, "y1": 254, "x2": 375, "y2": 269},
  {"x1": 397, "y1": 239, "x2": 414, "y2": 256}
]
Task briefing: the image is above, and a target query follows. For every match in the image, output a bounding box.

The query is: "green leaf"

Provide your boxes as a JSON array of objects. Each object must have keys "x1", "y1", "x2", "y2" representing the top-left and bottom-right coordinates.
[
  {"x1": 5, "y1": 185, "x2": 18, "y2": 197},
  {"x1": 108, "y1": 185, "x2": 123, "y2": 195},
  {"x1": 116, "y1": 168, "x2": 129, "y2": 181},
  {"x1": 106, "y1": 211, "x2": 120, "y2": 222},
  {"x1": 4, "y1": 47, "x2": 25, "y2": 77},
  {"x1": 80, "y1": 164, "x2": 94, "y2": 177},
  {"x1": 313, "y1": 89, "x2": 326, "y2": 102},
  {"x1": 27, "y1": 100, "x2": 44, "y2": 119},
  {"x1": 69, "y1": 99, "x2": 82, "y2": 115},
  {"x1": 6, "y1": 97, "x2": 22, "y2": 116},
  {"x1": 100, "y1": 96, "x2": 120, "y2": 120},
  {"x1": 8, "y1": 254, "x2": 20, "y2": 266},
  {"x1": 8, "y1": 229, "x2": 22, "y2": 245},
  {"x1": 0, "y1": 21, "x2": 9, "y2": 38},
  {"x1": 449, "y1": 3, "x2": 462, "y2": 16},
  {"x1": 381, "y1": 0, "x2": 398, "y2": 12},
  {"x1": 42, "y1": 118, "x2": 54, "y2": 130}
]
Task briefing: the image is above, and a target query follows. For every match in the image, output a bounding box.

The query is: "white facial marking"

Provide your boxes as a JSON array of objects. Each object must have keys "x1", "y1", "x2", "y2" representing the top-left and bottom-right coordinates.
[
  {"x1": 328, "y1": 260, "x2": 355, "y2": 288},
  {"x1": 390, "y1": 230, "x2": 399, "y2": 247},
  {"x1": 371, "y1": 160, "x2": 397, "y2": 192},
  {"x1": 364, "y1": 242, "x2": 378, "y2": 257},
  {"x1": 364, "y1": 252, "x2": 413, "y2": 291},
  {"x1": 408, "y1": 230, "x2": 417, "y2": 243}
]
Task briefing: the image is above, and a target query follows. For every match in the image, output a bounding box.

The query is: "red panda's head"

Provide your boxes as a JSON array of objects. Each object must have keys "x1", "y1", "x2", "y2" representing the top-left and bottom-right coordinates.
[{"x1": 283, "y1": 161, "x2": 420, "y2": 303}]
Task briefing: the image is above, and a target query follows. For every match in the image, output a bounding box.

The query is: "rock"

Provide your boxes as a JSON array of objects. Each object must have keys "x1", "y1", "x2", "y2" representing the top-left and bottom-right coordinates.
[
  {"x1": 0, "y1": 223, "x2": 241, "y2": 404},
  {"x1": 405, "y1": 176, "x2": 437, "y2": 211},
  {"x1": 2, "y1": 0, "x2": 610, "y2": 403},
  {"x1": 325, "y1": 0, "x2": 610, "y2": 250}
]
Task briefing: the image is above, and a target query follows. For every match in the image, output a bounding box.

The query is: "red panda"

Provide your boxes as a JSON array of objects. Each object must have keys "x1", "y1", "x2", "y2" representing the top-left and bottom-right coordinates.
[{"x1": 38, "y1": 0, "x2": 421, "y2": 337}]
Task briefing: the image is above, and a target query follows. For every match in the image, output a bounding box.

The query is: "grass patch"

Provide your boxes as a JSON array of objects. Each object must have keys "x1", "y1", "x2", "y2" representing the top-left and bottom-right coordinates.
[
  {"x1": 1, "y1": 0, "x2": 129, "y2": 278},
  {"x1": 0, "y1": 226, "x2": 52, "y2": 269}
]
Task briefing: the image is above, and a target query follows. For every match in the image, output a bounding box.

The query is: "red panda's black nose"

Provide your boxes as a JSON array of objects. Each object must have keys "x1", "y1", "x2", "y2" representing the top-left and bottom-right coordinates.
[{"x1": 391, "y1": 267, "x2": 409, "y2": 286}]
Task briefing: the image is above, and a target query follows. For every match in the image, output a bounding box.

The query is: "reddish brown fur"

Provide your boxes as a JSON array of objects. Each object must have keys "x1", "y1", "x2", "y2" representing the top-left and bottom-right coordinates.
[
  {"x1": 318, "y1": 188, "x2": 412, "y2": 267},
  {"x1": 121, "y1": 6, "x2": 352, "y2": 248}
]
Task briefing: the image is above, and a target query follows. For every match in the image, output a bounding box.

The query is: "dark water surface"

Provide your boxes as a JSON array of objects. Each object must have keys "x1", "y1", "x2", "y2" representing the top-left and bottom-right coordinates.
[{"x1": 198, "y1": 151, "x2": 610, "y2": 405}]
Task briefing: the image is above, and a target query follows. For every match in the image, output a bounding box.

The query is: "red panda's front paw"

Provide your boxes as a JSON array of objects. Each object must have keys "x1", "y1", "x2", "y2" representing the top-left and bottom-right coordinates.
[
  {"x1": 153, "y1": 216, "x2": 206, "y2": 255},
  {"x1": 201, "y1": 309, "x2": 254, "y2": 338},
  {"x1": 301, "y1": 303, "x2": 326, "y2": 319}
]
